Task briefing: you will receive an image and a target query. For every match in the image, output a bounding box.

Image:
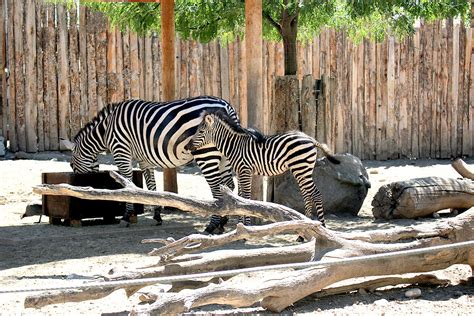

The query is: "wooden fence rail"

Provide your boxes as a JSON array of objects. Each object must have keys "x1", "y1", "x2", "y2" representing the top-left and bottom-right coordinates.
[{"x1": 0, "y1": 0, "x2": 473, "y2": 159}]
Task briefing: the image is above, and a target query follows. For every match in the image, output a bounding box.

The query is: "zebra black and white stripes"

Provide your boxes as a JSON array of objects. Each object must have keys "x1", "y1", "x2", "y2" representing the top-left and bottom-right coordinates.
[
  {"x1": 62, "y1": 96, "x2": 239, "y2": 231},
  {"x1": 185, "y1": 110, "x2": 340, "y2": 226}
]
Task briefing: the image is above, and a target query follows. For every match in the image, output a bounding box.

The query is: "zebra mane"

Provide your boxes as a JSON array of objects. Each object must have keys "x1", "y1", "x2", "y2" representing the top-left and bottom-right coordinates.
[
  {"x1": 206, "y1": 110, "x2": 265, "y2": 142},
  {"x1": 73, "y1": 102, "x2": 120, "y2": 142}
]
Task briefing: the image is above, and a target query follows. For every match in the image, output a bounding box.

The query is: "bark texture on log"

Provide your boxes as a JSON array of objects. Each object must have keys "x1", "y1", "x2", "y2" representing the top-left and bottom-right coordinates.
[{"x1": 372, "y1": 177, "x2": 474, "y2": 219}]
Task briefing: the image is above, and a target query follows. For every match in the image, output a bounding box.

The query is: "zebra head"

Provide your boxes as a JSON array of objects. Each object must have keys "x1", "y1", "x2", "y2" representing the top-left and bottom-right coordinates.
[
  {"x1": 185, "y1": 112, "x2": 217, "y2": 152},
  {"x1": 61, "y1": 138, "x2": 100, "y2": 174}
]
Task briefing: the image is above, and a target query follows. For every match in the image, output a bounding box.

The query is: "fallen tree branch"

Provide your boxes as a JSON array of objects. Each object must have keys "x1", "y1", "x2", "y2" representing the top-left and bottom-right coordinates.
[
  {"x1": 130, "y1": 242, "x2": 474, "y2": 314},
  {"x1": 144, "y1": 221, "x2": 322, "y2": 262},
  {"x1": 33, "y1": 171, "x2": 307, "y2": 223}
]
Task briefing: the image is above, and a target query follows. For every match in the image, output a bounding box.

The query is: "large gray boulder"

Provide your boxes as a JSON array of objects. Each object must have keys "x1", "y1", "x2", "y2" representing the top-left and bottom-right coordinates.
[{"x1": 273, "y1": 153, "x2": 370, "y2": 216}]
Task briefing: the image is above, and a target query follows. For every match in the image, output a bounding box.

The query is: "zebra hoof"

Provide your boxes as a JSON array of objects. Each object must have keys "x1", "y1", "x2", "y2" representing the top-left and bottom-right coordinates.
[
  {"x1": 204, "y1": 224, "x2": 218, "y2": 235},
  {"x1": 119, "y1": 220, "x2": 130, "y2": 228}
]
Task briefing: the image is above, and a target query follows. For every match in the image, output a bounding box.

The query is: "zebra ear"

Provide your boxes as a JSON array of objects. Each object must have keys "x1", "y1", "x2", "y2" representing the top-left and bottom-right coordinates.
[
  {"x1": 204, "y1": 114, "x2": 214, "y2": 126},
  {"x1": 60, "y1": 138, "x2": 76, "y2": 151}
]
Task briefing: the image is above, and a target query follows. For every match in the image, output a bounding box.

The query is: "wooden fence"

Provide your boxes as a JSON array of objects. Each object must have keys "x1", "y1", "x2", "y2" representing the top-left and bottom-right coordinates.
[{"x1": 0, "y1": 0, "x2": 473, "y2": 159}]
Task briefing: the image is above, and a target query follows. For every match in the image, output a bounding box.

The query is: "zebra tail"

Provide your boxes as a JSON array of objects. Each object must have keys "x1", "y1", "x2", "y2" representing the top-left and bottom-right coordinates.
[{"x1": 313, "y1": 140, "x2": 341, "y2": 165}]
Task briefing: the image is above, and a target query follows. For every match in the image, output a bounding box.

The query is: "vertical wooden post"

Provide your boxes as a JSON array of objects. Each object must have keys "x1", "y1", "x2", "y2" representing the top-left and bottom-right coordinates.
[
  {"x1": 0, "y1": 0, "x2": 6, "y2": 140},
  {"x1": 161, "y1": 0, "x2": 178, "y2": 193},
  {"x1": 245, "y1": 0, "x2": 263, "y2": 200}
]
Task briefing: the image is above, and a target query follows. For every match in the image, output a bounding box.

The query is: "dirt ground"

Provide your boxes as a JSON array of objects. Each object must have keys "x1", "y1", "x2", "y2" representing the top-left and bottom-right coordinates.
[{"x1": 0, "y1": 152, "x2": 473, "y2": 315}]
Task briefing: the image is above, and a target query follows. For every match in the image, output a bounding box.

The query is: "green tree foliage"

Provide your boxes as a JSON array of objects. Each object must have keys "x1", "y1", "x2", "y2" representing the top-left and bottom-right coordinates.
[{"x1": 67, "y1": 0, "x2": 470, "y2": 75}]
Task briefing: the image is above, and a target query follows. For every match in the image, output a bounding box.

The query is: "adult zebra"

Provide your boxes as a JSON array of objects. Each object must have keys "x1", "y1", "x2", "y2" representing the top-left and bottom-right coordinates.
[
  {"x1": 61, "y1": 96, "x2": 238, "y2": 233},
  {"x1": 185, "y1": 110, "x2": 341, "y2": 227}
]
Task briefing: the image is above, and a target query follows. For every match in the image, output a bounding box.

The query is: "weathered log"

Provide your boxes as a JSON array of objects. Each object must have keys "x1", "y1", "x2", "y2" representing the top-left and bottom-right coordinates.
[
  {"x1": 372, "y1": 177, "x2": 474, "y2": 219},
  {"x1": 33, "y1": 171, "x2": 307, "y2": 223}
]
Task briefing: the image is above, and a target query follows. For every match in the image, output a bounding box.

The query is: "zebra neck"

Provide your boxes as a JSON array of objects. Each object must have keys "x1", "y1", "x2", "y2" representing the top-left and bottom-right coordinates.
[{"x1": 213, "y1": 123, "x2": 255, "y2": 159}]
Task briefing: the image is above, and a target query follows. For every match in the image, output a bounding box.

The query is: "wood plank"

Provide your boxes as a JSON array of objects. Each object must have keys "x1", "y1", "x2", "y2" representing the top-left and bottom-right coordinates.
[
  {"x1": 446, "y1": 19, "x2": 454, "y2": 157},
  {"x1": 122, "y1": 29, "x2": 131, "y2": 99},
  {"x1": 312, "y1": 36, "x2": 320, "y2": 79},
  {"x1": 266, "y1": 42, "x2": 275, "y2": 133},
  {"x1": 129, "y1": 31, "x2": 139, "y2": 99},
  {"x1": 43, "y1": 4, "x2": 57, "y2": 150},
  {"x1": 334, "y1": 31, "x2": 345, "y2": 153},
  {"x1": 431, "y1": 21, "x2": 441, "y2": 158},
  {"x1": 178, "y1": 39, "x2": 188, "y2": 99},
  {"x1": 106, "y1": 21, "x2": 118, "y2": 103},
  {"x1": 188, "y1": 40, "x2": 199, "y2": 97},
  {"x1": 57, "y1": 4, "x2": 71, "y2": 146},
  {"x1": 211, "y1": 41, "x2": 221, "y2": 97},
  {"x1": 451, "y1": 22, "x2": 459, "y2": 156},
  {"x1": 114, "y1": 28, "x2": 125, "y2": 101},
  {"x1": 14, "y1": 0, "x2": 26, "y2": 151},
  {"x1": 6, "y1": 0, "x2": 17, "y2": 151},
  {"x1": 69, "y1": 4, "x2": 81, "y2": 138},
  {"x1": 78, "y1": 6, "x2": 88, "y2": 128},
  {"x1": 387, "y1": 36, "x2": 397, "y2": 158},
  {"x1": 238, "y1": 37, "x2": 247, "y2": 125},
  {"x1": 219, "y1": 41, "x2": 230, "y2": 102},
  {"x1": 228, "y1": 40, "x2": 237, "y2": 107},
  {"x1": 23, "y1": 0, "x2": 38, "y2": 152},
  {"x1": 301, "y1": 74, "x2": 316, "y2": 139},
  {"x1": 152, "y1": 34, "x2": 161, "y2": 100},
  {"x1": 138, "y1": 35, "x2": 145, "y2": 99},
  {"x1": 203, "y1": 43, "x2": 212, "y2": 95},
  {"x1": 440, "y1": 22, "x2": 449, "y2": 158},
  {"x1": 463, "y1": 26, "x2": 472, "y2": 155},
  {"x1": 399, "y1": 37, "x2": 409, "y2": 158},
  {"x1": 352, "y1": 41, "x2": 362, "y2": 159},
  {"x1": 144, "y1": 35, "x2": 153, "y2": 100},
  {"x1": 368, "y1": 39, "x2": 377, "y2": 160},
  {"x1": 174, "y1": 36, "x2": 180, "y2": 98},
  {"x1": 95, "y1": 14, "x2": 108, "y2": 110},
  {"x1": 406, "y1": 34, "x2": 414, "y2": 158},
  {"x1": 86, "y1": 10, "x2": 98, "y2": 118},
  {"x1": 375, "y1": 40, "x2": 388, "y2": 160},
  {"x1": 457, "y1": 24, "x2": 466, "y2": 156},
  {"x1": 351, "y1": 41, "x2": 358, "y2": 156},
  {"x1": 35, "y1": 0, "x2": 47, "y2": 151}
]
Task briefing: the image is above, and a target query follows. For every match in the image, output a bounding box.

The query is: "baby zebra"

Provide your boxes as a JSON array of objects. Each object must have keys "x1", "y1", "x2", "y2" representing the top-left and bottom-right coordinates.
[{"x1": 185, "y1": 110, "x2": 340, "y2": 227}]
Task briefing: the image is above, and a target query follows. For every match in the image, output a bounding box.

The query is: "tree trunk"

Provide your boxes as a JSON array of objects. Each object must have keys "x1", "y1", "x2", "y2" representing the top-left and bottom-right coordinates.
[{"x1": 281, "y1": 8, "x2": 298, "y2": 76}]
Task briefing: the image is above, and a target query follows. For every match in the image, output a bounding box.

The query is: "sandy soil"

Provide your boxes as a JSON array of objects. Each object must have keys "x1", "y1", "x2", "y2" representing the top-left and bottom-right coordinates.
[{"x1": 0, "y1": 152, "x2": 473, "y2": 315}]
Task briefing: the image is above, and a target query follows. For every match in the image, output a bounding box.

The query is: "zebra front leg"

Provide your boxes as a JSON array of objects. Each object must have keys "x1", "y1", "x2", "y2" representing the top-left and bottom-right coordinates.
[
  {"x1": 194, "y1": 149, "x2": 226, "y2": 234},
  {"x1": 143, "y1": 168, "x2": 162, "y2": 225},
  {"x1": 115, "y1": 162, "x2": 135, "y2": 227},
  {"x1": 237, "y1": 171, "x2": 253, "y2": 226}
]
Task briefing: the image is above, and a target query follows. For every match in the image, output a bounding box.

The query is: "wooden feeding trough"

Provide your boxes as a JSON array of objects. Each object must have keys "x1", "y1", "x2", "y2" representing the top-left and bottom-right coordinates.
[{"x1": 42, "y1": 171, "x2": 144, "y2": 227}]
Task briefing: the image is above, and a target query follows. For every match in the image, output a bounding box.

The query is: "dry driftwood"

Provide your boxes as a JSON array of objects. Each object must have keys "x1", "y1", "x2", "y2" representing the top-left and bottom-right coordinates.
[
  {"x1": 371, "y1": 177, "x2": 474, "y2": 219},
  {"x1": 27, "y1": 171, "x2": 474, "y2": 314},
  {"x1": 33, "y1": 171, "x2": 307, "y2": 223}
]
